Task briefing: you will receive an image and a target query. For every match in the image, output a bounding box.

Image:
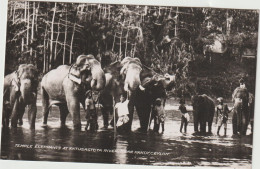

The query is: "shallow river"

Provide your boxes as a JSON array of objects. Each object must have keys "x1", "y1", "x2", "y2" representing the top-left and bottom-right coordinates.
[{"x1": 1, "y1": 100, "x2": 253, "y2": 168}]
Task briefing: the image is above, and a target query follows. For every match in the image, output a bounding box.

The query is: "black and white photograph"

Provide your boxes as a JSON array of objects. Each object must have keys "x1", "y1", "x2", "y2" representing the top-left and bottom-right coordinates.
[{"x1": 0, "y1": 0, "x2": 259, "y2": 168}]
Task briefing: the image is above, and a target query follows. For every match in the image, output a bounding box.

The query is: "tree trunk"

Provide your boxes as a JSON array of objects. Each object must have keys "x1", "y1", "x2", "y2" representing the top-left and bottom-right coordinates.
[
  {"x1": 49, "y1": 2, "x2": 57, "y2": 70},
  {"x1": 35, "y1": 2, "x2": 40, "y2": 32},
  {"x1": 175, "y1": 7, "x2": 179, "y2": 37},
  {"x1": 63, "y1": 12, "x2": 68, "y2": 65},
  {"x1": 24, "y1": 1, "x2": 27, "y2": 21},
  {"x1": 30, "y1": 2, "x2": 35, "y2": 57},
  {"x1": 43, "y1": 26, "x2": 47, "y2": 73},
  {"x1": 125, "y1": 27, "x2": 129, "y2": 57},
  {"x1": 54, "y1": 19, "x2": 60, "y2": 62},
  {"x1": 26, "y1": 2, "x2": 30, "y2": 48},
  {"x1": 21, "y1": 38, "x2": 24, "y2": 52},
  {"x1": 112, "y1": 33, "x2": 116, "y2": 52},
  {"x1": 69, "y1": 23, "x2": 76, "y2": 64},
  {"x1": 13, "y1": 3, "x2": 16, "y2": 23}
]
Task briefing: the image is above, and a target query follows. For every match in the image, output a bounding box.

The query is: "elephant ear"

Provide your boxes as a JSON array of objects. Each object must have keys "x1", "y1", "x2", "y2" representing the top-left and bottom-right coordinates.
[
  {"x1": 132, "y1": 58, "x2": 142, "y2": 67},
  {"x1": 121, "y1": 57, "x2": 133, "y2": 66},
  {"x1": 17, "y1": 64, "x2": 28, "y2": 78},
  {"x1": 11, "y1": 79, "x2": 19, "y2": 91},
  {"x1": 120, "y1": 62, "x2": 129, "y2": 76}
]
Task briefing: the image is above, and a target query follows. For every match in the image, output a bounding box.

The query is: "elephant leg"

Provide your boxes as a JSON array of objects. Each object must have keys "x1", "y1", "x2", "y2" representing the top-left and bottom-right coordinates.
[
  {"x1": 28, "y1": 103, "x2": 37, "y2": 129},
  {"x1": 59, "y1": 104, "x2": 69, "y2": 127},
  {"x1": 193, "y1": 113, "x2": 199, "y2": 133},
  {"x1": 200, "y1": 121, "x2": 206, "y2": 134},
  {"x1": 42, "y1": 87, "x2": 50, "y2": 126},
  {"x1": 232, "y1": 112, "x2": 238, "y2": 135},
  {"x1": 242, "y1": 114, "x2": 249, "y2": 135},
  {"x1": 237, "y1": 111, "x2": 243, "y2": 135},
  {"x1": 18, "y1": 104, "x2": 26, "y2": 126},
  {"x1": 143, "y1": 108, "x2": 151, "y2": 131},
  {"x1": 10, "y1": 98, "x2": 19, "y2": 128},
  {"x1": 125, "y1": 99, "x2": 135, "y2": 131},
  {"x1": 101, "y1": 107, "x2": 109, "y2": 128},
  {"x1": 135, "y1": 104, "x2": 147, "y2": 131},
  {"x1": 251, "y1": 121, "x2": 254, "y2": 134},
  {"x1": 3, "y1": 106, "x2": 11, "y2": 127},
  {"x1": 208, "y1": 121, "x2": 213, "y2": 134},
  {"x1": 127, "y1": 104, "x2": 134, "y2": 131},
  {"x1": 66, "y1": 97, "x2": 81, "y2": 130}
]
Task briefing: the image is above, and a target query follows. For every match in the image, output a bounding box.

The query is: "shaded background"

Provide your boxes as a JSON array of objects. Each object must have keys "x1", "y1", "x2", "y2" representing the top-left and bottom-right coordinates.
[{"x1": 4, "y1": 1, "x2": 258, "y2": 99}]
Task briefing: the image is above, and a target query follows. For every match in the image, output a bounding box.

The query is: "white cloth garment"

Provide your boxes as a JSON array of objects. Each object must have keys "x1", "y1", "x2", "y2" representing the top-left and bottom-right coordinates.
[{"x1": 115, "y1": 100, "x2": 129, "y2": 116}]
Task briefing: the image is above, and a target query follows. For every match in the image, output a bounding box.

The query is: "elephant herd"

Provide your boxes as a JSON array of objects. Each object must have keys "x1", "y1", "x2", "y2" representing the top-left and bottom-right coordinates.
[
  {"x1": 2, "y1": 54, "x2": 255, "y2": 136},
  {"x1": 2, "y1": 55, "x2": 175, "y2": 132}
]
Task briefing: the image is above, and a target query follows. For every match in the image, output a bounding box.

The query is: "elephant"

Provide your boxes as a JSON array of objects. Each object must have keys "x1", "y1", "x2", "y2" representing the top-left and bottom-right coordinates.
[
  {"x1": 2, "y1": 64, "x2": 38, "y2": 129},
  {"x1": 132, "y1": 65, "x2": 176, "y2": 132},
  {"x1": 101, "y1": 57, "x2": 176, "y2": 132},
  {"x1": 99, "y1": 57, "x2": 143, "y2": 130},
  {"x1": 191, "y1": 94, "x2": 215, "y2": 134},
  {"x1": 41, "y1": 54, "x2": 106, "y2": 130},
  {"x1": 232, "y1": 87, "x2": 250, "y2": 135},
  {"x1": 134, "y1": 77, "x2": 168, "y2": 132}
]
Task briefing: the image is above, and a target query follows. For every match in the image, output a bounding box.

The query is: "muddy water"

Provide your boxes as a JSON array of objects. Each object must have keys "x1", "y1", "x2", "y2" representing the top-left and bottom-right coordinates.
[{"x1": 1, "y1": 100, "x2": 253, "y2": 168}]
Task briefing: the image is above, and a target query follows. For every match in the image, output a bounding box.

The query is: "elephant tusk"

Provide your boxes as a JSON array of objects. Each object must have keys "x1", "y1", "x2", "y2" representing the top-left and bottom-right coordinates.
[
  {"x1": 139, "y1": 85, "x2": 145, "y2": 91},
  {"x1": 124, "y1": 83, "x2": 129, "y2": 92},
  {"x1": 32, "y1": 92, "x2": 36, "y2": 98}
]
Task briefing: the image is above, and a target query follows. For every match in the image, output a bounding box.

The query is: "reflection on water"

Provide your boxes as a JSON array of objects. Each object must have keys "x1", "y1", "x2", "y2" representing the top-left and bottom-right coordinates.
[{"x1": 1, "y1": 105, "x2": 253, "y2": 168}]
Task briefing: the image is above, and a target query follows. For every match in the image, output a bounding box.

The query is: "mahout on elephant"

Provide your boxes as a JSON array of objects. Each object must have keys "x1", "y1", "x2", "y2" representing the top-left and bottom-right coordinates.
[
  {"x1": 191, "y1": 94, "x2": 215, "y2": 134},
  {"x1": 232, "y1": 87, "x2": 251, "y2": 135},
  {"x1": 41, "y1": 54, "x2": 106, "y2": 130},
  {"x1": 2, "y1": 64, "x2": 38, "y2": 129}
]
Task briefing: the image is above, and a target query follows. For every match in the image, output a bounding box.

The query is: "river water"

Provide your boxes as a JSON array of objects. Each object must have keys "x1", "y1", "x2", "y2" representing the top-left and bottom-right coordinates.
[{"x1": 0, "y1": 99, "x2": 253, "y2": 168}]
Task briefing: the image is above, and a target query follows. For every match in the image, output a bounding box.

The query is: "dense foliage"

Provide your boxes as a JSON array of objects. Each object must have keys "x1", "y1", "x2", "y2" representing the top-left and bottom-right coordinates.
[{"x1": 5, "y1": 1, "x2": 258, "y2": 99}]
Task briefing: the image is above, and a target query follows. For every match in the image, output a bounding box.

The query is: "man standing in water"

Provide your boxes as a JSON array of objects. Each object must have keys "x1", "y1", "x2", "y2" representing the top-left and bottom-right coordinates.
[
  {"x1": 85, "y1": 91, "x2": 98, "y2": 131},
  {"x1": 216, "y1": 97, "x2": 230, "y2": 136},
  {"x1": 179, "y1": 98, "x2": 189, "y2": 133}
]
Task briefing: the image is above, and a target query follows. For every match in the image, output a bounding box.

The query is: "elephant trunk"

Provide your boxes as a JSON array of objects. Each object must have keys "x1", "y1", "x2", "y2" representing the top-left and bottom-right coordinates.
[
  {"x1": 20, "y1": 79, "x2": 33, "y2": 104},
  {"x1": 125, "y1": 69, "x2": 141, "y2": 91},
  {"x1": 91, "y1": 65, "x2": 106, "y2": 91}
]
